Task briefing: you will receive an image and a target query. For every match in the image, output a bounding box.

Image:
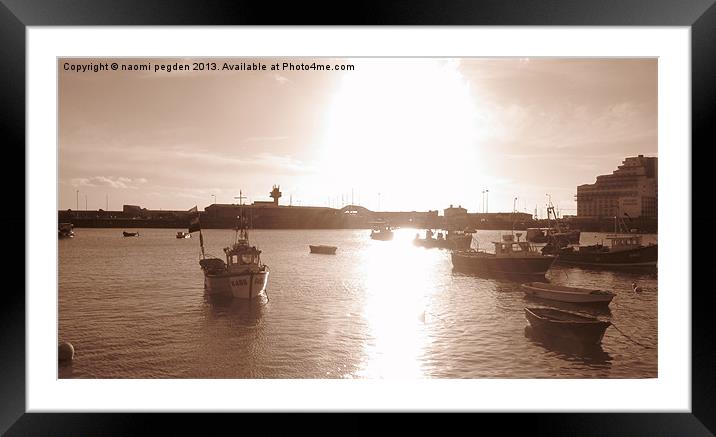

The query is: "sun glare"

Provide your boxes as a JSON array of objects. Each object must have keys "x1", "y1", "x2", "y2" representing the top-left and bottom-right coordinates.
[{"x1": 320, "y1": 59, "x2": 486, "y2": 211}]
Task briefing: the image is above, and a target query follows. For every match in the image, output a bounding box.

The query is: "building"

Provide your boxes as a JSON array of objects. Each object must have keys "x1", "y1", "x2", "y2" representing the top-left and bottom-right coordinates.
[
  {"x1": 444, "y1": 204, "x2": 468, "y2": 228},
  {"x1": 576, "y1": 155, "x2": 657, "y2": 218}
]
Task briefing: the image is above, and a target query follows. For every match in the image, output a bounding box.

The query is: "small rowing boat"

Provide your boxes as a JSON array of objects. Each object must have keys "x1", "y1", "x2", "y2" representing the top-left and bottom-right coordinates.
[
  {"x1": 524, "y1": 307, "x2": 611, "y2": 345},
  {"x1": 309, "y1": 245, "x2": 337, "y2": 254},
  {"x1": 521, "y1": 282, "x2": 615, "y2": 306}
]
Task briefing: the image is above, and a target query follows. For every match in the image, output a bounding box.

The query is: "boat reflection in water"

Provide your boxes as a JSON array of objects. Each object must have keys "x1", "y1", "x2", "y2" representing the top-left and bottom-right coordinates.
[
  {"x1": 524, "y1": 325, "x2": 612, "y2": 368},
  {"x1": 203, "y1": 293, "x2": 266, "y2": 326}
]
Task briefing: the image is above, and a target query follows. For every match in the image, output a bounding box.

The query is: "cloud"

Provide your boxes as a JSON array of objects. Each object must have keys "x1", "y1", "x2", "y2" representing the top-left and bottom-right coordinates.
[
  {"x1": 273, "y1": 74, "x2": 290, "y2": 85},
  {"x1": 70, "y1": 176, "x2": 148, "y2": 189}
]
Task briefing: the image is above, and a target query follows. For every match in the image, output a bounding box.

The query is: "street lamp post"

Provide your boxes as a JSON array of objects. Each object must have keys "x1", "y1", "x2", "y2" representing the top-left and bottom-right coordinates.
[
  {"x1": 485, "y1": 189, "x2": 489, "y2": 213},
  {"x1": 212, "y1": 194, "x2": 216, "y2": 205}
]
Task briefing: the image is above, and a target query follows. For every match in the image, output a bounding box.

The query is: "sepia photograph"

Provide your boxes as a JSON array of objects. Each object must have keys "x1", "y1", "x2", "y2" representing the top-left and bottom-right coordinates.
[{"x1": 57, "y1": 56, "x2": 658, "y2": 380}]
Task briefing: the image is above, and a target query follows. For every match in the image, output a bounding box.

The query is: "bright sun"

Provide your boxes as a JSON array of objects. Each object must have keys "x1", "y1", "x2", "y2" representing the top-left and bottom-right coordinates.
[{"x1": 320, "y1": 59, "x2": 486, "y2": 211}]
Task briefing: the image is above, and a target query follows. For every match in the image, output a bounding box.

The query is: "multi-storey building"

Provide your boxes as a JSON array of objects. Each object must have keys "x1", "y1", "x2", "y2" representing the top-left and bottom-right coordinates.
[{"x1": 576, "y1": 155, "x2": 657, "y2": 218}]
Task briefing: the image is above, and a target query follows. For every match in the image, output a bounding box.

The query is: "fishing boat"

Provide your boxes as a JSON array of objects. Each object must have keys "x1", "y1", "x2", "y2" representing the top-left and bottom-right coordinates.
[
  {"x1": 58, "y1": 223, "x2": 74, "y2": 239},
  {"x1": 521, "y1": 282, "x2": 615, "y2": 306},
  {"x1": 553, "y1": 234, "x2": 657, "y2": 268},
  {"x1": 451, "y1": 233, "x2": 556, "y2": 276},
  {"x1": 527, "y1": 198, "x2": 580, "y2": 245},
  {"x1": 524, "y1": 307, "x2": 611, "y2": 345},
  {"x1": 309, "y1": 245, "x2": 337, "y2": 254},
  {"x1": 123, "y1": 231, "x2": 139, "y2": 237},
  {"x1": 414, "y1": 229, "x2": 472, "y2": 250},
  {"x1": 176, "y1": 231, "x2": 191, "y2": 239},
  {"x1": 370, "y1": 221, "x2": 394, "y2": 241},
  {"x1": 193, "y1": 206, "x2": 269, "y2": 299},
  {"x1": 547, "y1": 215, "x2": 657, "y2": 268},
  {"x1": 526, "y1": 227, "x2": 580, "y2": 245}
]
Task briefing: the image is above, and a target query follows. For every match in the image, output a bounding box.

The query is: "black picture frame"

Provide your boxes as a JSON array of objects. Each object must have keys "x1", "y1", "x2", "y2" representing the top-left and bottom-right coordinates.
[{"x1": 4, "y1": 1, "x2": 712, "y2": 435}]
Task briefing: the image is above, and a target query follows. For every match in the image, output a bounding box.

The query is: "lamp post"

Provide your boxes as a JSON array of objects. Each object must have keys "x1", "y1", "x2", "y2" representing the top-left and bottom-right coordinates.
[
  {"x1": 76, "y1": 190, "x2": 79, "y2": 211},
  {"x1": 212, "y1": 194, "x2": 216, "y2": 205},
  {"x1": 485, "y1": 189, "x2": 489, "y2": 213}
]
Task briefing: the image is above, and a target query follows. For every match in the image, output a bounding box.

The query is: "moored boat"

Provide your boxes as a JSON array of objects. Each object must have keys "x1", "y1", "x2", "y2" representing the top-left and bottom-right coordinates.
[
  {"x1": 123, "y1": 231, "x2": 139, "y2": 237},
  {"x1": 521, "y1": 282, "x2": 615, "y2": 306},
  {"x1": 309, "y1": 245, "x2": 337, "y2": 254},
  {"x1": 193, "y1": 207, "x2": 269, "y2": 299},
  {"x1": 59, "y1": 223, "x2": 75, "y2": 239},
  {"x1": 451, "y1": 233, "x2": 556, "y2": 277},
  {"x1": 370, "y1": 221, "x2": 394, "y2": 241},
  {"x1": 176, "y1": 231, "x2": 191, "y2": 239},
  {"x1": 553, "y1": 234, "x2": 657, "y2": 268},
  {"x1": 414, "y1": 229, "x2": 472, "y2": 250},
  {"x1": 524, "y1": 307, "x2": 611, "y2": 345}
]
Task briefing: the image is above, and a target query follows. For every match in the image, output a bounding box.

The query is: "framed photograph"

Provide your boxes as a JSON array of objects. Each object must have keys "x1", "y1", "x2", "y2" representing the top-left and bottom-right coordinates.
[{"x1": 7, "y1": 1, "x2": 712, "y2": 435}]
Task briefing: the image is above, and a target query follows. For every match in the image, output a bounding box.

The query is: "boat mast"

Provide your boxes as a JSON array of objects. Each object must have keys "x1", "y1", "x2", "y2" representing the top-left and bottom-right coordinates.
[{"x1": 234, "y1": 190, "x2": 248, "y2": 243}]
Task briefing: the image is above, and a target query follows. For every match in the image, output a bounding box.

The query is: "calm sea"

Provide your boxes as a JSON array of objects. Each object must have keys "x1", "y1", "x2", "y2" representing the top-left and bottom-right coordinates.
[{"x1": 59, "y1": 228, "x2": 657, "y2": 378}]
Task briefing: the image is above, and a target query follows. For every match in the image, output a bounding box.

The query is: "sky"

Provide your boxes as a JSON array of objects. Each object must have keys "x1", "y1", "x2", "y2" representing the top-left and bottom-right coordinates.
[{"x1": 58, "y1": 57, "x2": 657, "y2": 217}]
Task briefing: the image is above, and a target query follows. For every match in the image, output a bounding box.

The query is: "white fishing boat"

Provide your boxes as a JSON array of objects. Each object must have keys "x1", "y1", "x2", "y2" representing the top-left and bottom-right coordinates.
[
  {"x1": 190, "y1": 204, "x2": 269, "y2": 299},
  {"x1": 521, "y1": 282, "x2": 615, "y2": 306}
]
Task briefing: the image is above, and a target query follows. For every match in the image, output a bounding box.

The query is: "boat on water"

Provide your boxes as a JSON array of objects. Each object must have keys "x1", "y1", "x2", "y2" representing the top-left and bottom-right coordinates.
[
  {"x1": 193, "y1": 207, "x2": 269, "y2": 299},
  {"x1": 370, "y1": 221, "x2": 394, "y2": 241},
  {"x1": 414, "y1": 229, "x2": 472, "y2": 250},
  {"x1": 546, "y1": 215, "x2": 657, "y2": 268},
  {"x1": 309, "y1": 245, "x2": 337, "y2": 254},
  {"x1": 527, "y1": 198, "x2": 580, "y2": 246},
  {"x1": 123, "y1": 231, "x2": 139, "y2": 237},
  {"x1": 451, "y1": 233, "x2": 556, "y2": 277},
  {"x1": 58, "y1": 223, "x2": 74, "y2": 239},
  {"x1": 176, "y1": 231, "x2": 191, "y2": 239},
  {"x1": 521, "y1": 282, "x2": 615, "y2": 306},
  {"x1": 526, "y1": 227, "x2": 580, "y2": 245},
  {"x1": 524, "y1": 307, "x2": 611, "y2": 345},
  {"x1": 551, "y1": 234, "x2": 657, "y2": 268}
]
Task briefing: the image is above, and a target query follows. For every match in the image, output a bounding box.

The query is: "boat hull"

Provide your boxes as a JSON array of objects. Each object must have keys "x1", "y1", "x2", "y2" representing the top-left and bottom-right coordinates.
[
  {"x1": 451, "y1": 252, "x2": 556, "y2": 276},
  {"x1": 371, "y1": 232, "x2": 393, "y2": 241},
  {"x1": 556, "y1": 244, "x2": 657, "y2": 268},
  {"x1": 524, "y1": 308, "x2": 611, "y2": 345},
  {"x1": 521, "y1": 283, "x2": 614, "y2": 306},
  {"x1": 309, "y1": 245, "x2": 337, "y2": 254},
  {"x1": 204, "y1": 270, "x2": 269, "y2": 299}
]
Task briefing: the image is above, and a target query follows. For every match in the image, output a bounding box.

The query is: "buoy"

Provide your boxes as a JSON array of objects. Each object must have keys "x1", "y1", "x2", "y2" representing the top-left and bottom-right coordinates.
[{"x1": 58, "y1": 342, "x2": 74, "y2": 363}]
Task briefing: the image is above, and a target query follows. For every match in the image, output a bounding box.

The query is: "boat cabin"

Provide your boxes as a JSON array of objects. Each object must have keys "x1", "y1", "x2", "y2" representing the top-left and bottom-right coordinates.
[
  {"x1": 493, "y1": 234, "x2": 539, "y2": 256},
  {"x1": 223, "y1": 241, "x2": 263, "y2": 272},
  {"x1": 606, "y1": 235, "x2": 643, "y2": 251}
]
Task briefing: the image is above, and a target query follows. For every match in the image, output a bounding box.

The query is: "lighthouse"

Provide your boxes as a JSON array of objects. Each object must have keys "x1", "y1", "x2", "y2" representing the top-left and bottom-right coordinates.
[{"x1": 270, "y1": 185, "x2": 282, "y2": 206}]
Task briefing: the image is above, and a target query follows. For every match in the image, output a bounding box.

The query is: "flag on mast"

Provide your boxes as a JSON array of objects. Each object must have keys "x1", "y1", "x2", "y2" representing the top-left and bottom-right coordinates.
[{"x1": 188, "y1": 206, "x2": 201, "y2": 233}]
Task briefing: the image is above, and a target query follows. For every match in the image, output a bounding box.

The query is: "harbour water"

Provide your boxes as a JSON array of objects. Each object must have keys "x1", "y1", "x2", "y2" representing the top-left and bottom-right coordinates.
[{"x1": 58, "y1": 228, "x2": 657, "y2": 378}]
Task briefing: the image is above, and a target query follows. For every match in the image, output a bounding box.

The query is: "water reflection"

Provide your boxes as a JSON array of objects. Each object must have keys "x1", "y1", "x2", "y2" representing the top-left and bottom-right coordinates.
[
  {"x1": 356, "y1": 234, "x2": 434, "y2": 378},
  {"x1": 525, "y1": 326, "x2": 612, "y2": 368},
  {"x1": 452, "y1": 268, "x2": 551, "y2": 284},
  {"x1": 203, "y1": 293, "x2": 266, "y2": 327}
]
